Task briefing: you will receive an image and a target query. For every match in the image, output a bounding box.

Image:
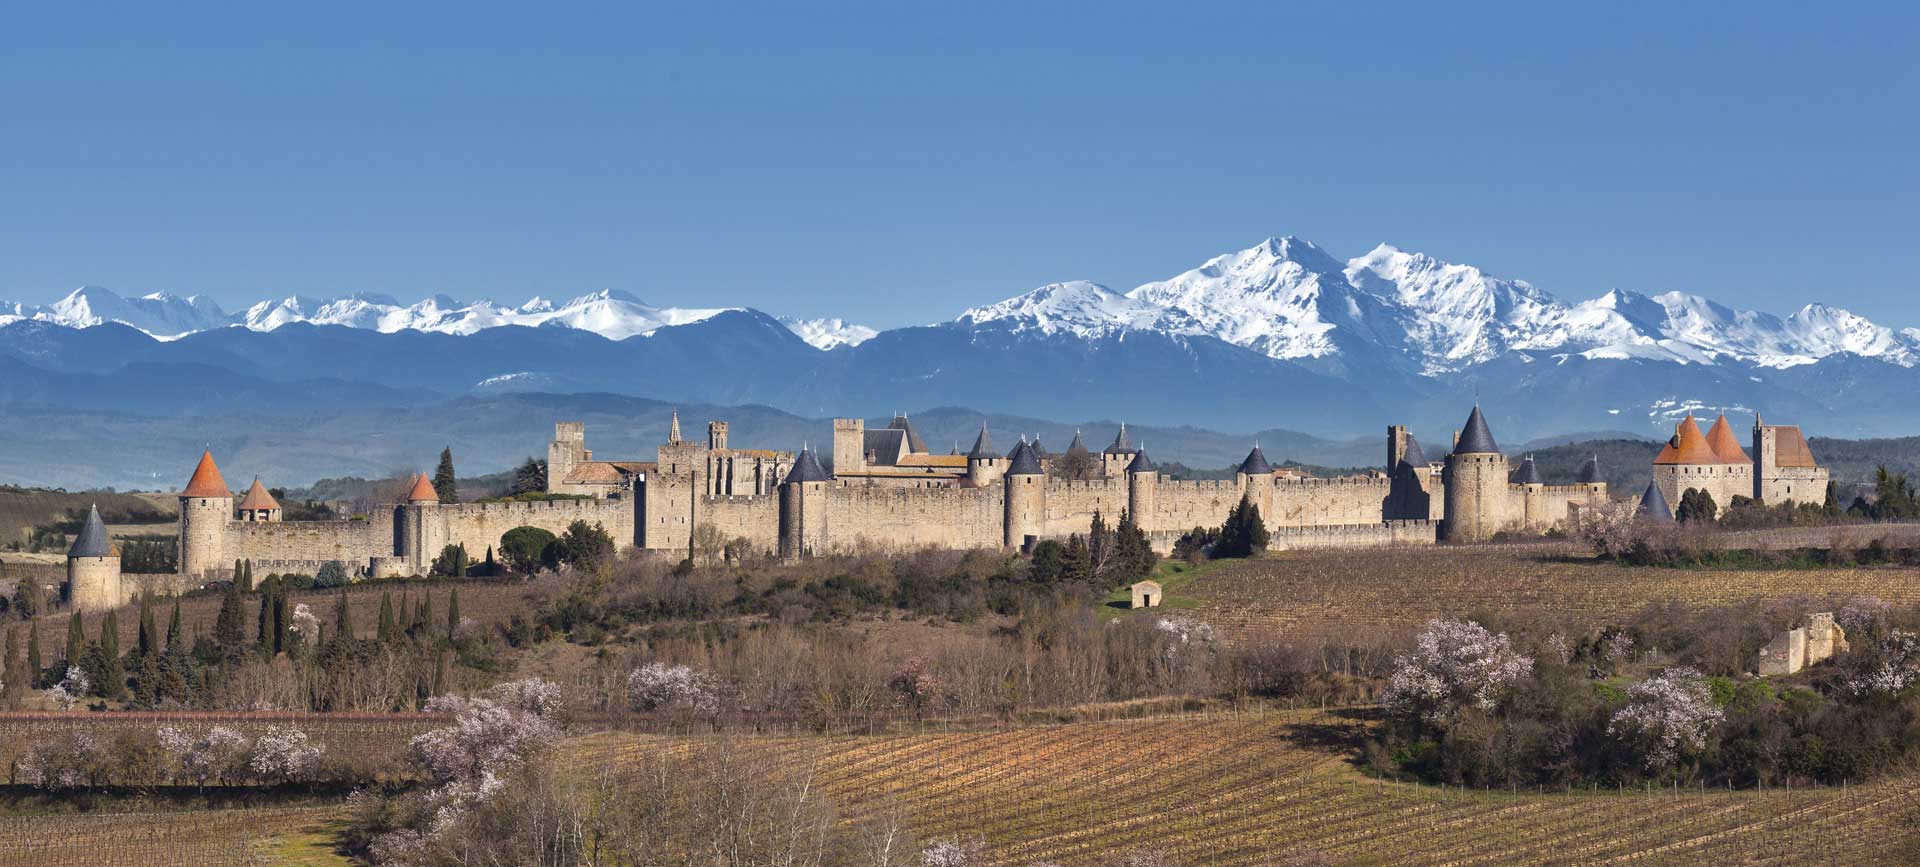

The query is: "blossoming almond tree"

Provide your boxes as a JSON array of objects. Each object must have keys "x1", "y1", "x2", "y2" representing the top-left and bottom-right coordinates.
[
  {"x1": 1382, "y1": 619, "x2": 1533, "y2": 726},
  {"x1": 1607, "y1": 666, "x2": 1724, "y2": 772}
]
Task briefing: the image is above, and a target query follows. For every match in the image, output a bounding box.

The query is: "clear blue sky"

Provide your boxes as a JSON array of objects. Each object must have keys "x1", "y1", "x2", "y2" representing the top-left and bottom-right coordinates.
[{"x1": 3, "y1": 2, "x2": 1916, "y2": 329}]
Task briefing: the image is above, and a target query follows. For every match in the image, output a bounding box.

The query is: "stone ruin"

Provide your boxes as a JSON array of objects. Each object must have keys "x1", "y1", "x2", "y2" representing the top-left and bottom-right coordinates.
[{"x1": 1758, "y1": 612, "x2": 1849, "y2": 676}]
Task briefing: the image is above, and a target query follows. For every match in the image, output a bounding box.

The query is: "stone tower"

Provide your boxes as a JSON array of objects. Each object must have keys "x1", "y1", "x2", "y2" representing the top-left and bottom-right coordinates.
[
  {"x1": 1101, "y1": 424, "x2": 1137, "y2": 477},
  {"x1": 1442, "y1": 405, "x2": 1509, "y2": 543},
  {"x1": 178, "y1": 449, "x2": 233, "y2": 578},
  {"x1": 1512, "y1": 454, "x2": 1545, "y2": 527},
  {"x1": 237, "y1": 477, "x2": 283, "y2": 523},
  {"x1": 397, "y1": 472, "x2": 445, "y2": 575},
  {"x1": 778, "y1": 447, "x2": 833, "y2": 559},
  {"x1": 1236, "y1": 444, "x2": 1275, "y2": 520},
  {"x1": 1386, "y1": 428, "x2": 1433, "y2": 520},
  {"x1": 1127, "y1": 447, "x2": 1159, "y2": 535},
  {"x1": 68, "y1": 504, "x2": 122, "y2": 613},
  {"x1": 547, "y1": 422, "x2": 588, "y2": 495},
  {"x1": 1003, "y1": 440, "x2": 1046, "y2": 550},
  {"x1": 965, "y1": 422, "x2": 1006, "y2": 487},
  {"x1": 708, "y1": 421, "x2": 729, "y2": 450},
  {"x1": 831, "y1": 418, "x2": 866, "y2": 475}
]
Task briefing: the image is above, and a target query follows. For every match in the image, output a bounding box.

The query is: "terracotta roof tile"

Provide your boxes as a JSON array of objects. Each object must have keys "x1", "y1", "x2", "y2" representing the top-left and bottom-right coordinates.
[
  {"x1": 1652, "y1": 416, "x2": 1718, "y2": 465},
  {"x1": 1705, "y1": 415, "x2": 1751, "y2": 464},
  {"x1": 182, "y1": 450, "x2": 231, "y2": 498},
  {"x1": 406, "y1": 472, "x2": 439, "y2": 503},
  {"x1": 1771, "y1": 425, "x2": 1819, "y2": 468},
  {"x1": 237, "y1": 478, "x2": 281, "y2": 511}
]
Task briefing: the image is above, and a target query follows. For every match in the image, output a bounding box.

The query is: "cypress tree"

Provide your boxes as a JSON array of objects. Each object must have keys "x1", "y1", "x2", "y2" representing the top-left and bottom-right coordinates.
[
  {"x1": 257, "y1": 585, "x2": 274, "y2": 647},
  {"x1": 27, "y1": 622, "x2": 42, "y2": 689},
  {"x1": 378, "y1": 591, "x2": 395, "y2": 643},
  {"x1": 446, "y1": 588, "x2": 460, "y2": 639},
  {"x1": 99, "y1": 611, "x2": 124, "y2": 700},
  {"x1": 415, "y1": 593, "x2": 433, "y2": 640},
  {"x1": 234, "y1": 559, "x2": 244, "y2": 588},
  {"x1": 65, "y1": 612, "x2": 83, "y2": 672},
  {"x1": 215, "y1": 579, "x2": 244, "y2": 648},
  {"x1": 398, "y1": 591, "x2": 411, "y2": 635},
  {"x1": 167, "y1": 597, "x2": 183, "y2": 652},
  {"x1": 432, "y1": 649, "x2": 448, "y2": 696},
  {"x1": 3, "y1": 627, "x2": 21, "y2": 709},
  {"x1": 137, "y1": 591, "x2": 158, "y2": 658},
  {"x1": 433, "y1": 447, "x2": 458, "y2": 503},
  {"x1": 243, "y1": 561, "x2": 254, "y2": 594},
  {"x1": 272, "y1": 592, "x2": 289, "y2": 654},
  {"x1": 335, "y1": 586, "x2": 354, "y2": 641}
]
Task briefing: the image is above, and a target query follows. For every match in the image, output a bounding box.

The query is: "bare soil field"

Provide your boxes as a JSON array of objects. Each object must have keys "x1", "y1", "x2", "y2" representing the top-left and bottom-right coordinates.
[
  {"x1": 576, "y1": 708, "x2": 1920, "y2": 865},
  {"x1": 1179, "y1": 541, "x2": 1920, "y2": 642},
  {"x1": 0, "y1": 805, "x2": 348, "y2": 866}
]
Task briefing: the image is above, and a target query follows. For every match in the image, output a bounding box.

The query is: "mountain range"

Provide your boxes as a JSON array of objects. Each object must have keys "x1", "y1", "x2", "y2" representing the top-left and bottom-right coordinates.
[{"x1": 3, "y1": 235, "x2": 1918, "y2": 483}]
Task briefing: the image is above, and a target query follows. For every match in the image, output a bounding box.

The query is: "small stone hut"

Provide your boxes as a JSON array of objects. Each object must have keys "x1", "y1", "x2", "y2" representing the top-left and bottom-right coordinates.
[{"x1": 1130, "y1": 580, "x2": 1162, "y2": 609}]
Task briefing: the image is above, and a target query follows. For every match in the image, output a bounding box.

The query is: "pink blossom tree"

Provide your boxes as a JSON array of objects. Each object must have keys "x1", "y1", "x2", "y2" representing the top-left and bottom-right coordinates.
[
  {"x1": 1607, "y1": 666, "x2": 1723, "y2": 772},
  {"x1": 1383, "y1": 619, "x2": 1533, "y2": 726}
]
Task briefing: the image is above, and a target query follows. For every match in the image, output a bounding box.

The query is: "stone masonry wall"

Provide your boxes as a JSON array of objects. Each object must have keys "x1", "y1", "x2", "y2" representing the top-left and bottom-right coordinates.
[
  {"x1": 1150, "y1": 480, "x2": 1246, "y2": 534},
  {"x1": 816, "y1": 482, "x2": 1004, "y2": 551},
  {"x1": 1040, "y1": 477, "x2": 1131, "y2": 537},
  {"x1": 1271, "y1": 477, "x2": 1393, "y2": 527},
  {"x1": 699, "y1": 494, "x2": 783, "y2": 556},
  {"x1": 434, "y1": 498, "x2": 635, "y2": 563},
  {"x1": 228, "y1": 519, "x2": 389, "y2": 566}
]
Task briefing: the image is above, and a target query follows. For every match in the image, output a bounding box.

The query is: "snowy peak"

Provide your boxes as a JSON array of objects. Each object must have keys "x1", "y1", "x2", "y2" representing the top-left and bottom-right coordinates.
[
  {"x1": 778, "y1": 317, "x2": 878, "y2": 349},
  {"x1": 959, "y1": 280, "x2": 1200, "y2": 338}
]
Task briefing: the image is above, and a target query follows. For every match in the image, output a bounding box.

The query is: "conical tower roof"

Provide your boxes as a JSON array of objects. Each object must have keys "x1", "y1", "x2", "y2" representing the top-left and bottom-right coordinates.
[
  {"x1": 1576, "y1": 454, "x2": 1602, "y2": 484},
  {"x1": 1065, "y1": 430, "x2": 1090, "y2": 457},
  {"x1": 1512, "y1": 455, "x2": 1543, "y2": 485},
  {"x1": 888, "y1": 415, "x2": 930, "y2": 454},
  {"x1": 183, "y1": 450, "x2": 231, "y2": 498},
  {"x1": 1637, "y1": 479, "x2": 1675, "y2": 523},
  {"x1": 1653, "y1": 416, "x2": 1717, "y2": 465},
  {"x1": 238, "y1": 477, "x2": 281, "y2": 511},
  {"x1": 1237, "y1": 445, "x2": 1273, "y2": 476},
  {"x1": 1104, "y1": 423, "x2": 1135, "y2": 455},
  {"x1": 1128, "y1": 448, "x2": 1157, "y2": 474},
  {"x1": 406, "y1": 472, "x2": 440, "y2": 503},
  {"x1": 1705, "y1": 414, "x2": 1751, "y2": 464},
  {"x1": 967, "y1": 422, "x2": 996, "y2": 460},
  {"x1": 1029, "y1": 437, "x2": 1049, "y2": 460},
  {"x1": 1454, "y1": 406, "x2": 1500, "y2": 455},
  {"x1": 668, "y1": 408, "x2": 682, "y2": 443},
  {"x1": 784, "y1": 447, "x2": 834, "y2": 483},
  {"x1": 68, "y1": 504, "x2": 113, "y2": 559},
  {"x1": 1006, "y1": 440, "x2": 1043, "y2": 475},
  {"x1": 1400, "y1": 435, "x2": 1428, "y2": 471}
]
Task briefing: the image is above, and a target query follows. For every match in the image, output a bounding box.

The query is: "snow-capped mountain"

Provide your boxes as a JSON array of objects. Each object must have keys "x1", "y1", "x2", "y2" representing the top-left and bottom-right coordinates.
[
  {"x1": 1, "y1": 286, "x2": 871, "y2": 346},
  {"x1": 777, "y1": 317, "x2": 878, "y2": 349},
  {"x1": 956, "y1": 280, "x2": 1204, "y2": 338}
]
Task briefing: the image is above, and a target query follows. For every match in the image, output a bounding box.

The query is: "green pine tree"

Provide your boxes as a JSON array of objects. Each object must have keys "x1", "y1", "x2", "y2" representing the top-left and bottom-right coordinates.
[
  {"x1": 215, "y1": 579, "x2": 245, "y2": 648},
  {"x1": 434, "y1": 447, "x2": 458, "y2": 503},
  {"x1": 1062, "y1": 533, "x2": 1094, "y2": 586}
]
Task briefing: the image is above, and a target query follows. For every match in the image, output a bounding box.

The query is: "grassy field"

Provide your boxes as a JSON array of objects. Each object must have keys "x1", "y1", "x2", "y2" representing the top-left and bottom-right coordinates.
[
  {"x1": 1174, "y1": 541, "x2": 1920, "y2": 642},
  {"x1": 0, "y1": 487, "x2": 176, "y2": 551},
  {"x1": 575, "y1": 708, "x2": 1920, "y2": 865}
]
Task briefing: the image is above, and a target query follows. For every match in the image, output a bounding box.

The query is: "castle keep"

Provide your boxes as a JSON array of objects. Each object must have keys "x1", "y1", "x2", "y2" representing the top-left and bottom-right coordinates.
[
  {"x1": 1645, "y1": 413, "x2": 1829, "y2": 518},
  {"x1": 58, "y1": 404, "x2": 1821, "y2": 612}
]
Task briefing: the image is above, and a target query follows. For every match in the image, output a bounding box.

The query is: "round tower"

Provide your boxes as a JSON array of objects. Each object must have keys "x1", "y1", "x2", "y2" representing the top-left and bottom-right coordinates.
[
  {"x1": 964, "y1": 422, "x2": 1005, "y2": 487},
  {"x1": 778, "y1": 447, "x2": 833, "y2": 559},
  {"x1": 1442, "y1": 405, "x2": 1509, "y2": 543},
  {"x1": 1236, "y1": 444, "x2": 1276, "y2": 520},
  {"x1": 178, "y1": 449, "x2": 233, "y2": 578},
  {"x1": 1127, "y1": 448, "x2": 1159, "y2": 536},
  {"x1": 67, "y1": 504, "x2": 122, "y2": 612},
  {"x1": 398, "y1": 472, "x2": 445, "y2": 575},
  {"x1": 1003, "y1": 440, "x2": 1046, "y2": 550}
]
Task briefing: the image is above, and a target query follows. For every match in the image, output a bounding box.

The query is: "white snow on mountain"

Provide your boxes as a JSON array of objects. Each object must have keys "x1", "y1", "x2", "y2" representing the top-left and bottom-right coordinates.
[
  {"x1": 957, "y1": 280, "x2": 1203, "y2": 338},
  {"x1": 778, "y1": 317, "x2": 878, "y2": 349},
  {"x1": 0, "y1": 286, "x2": 232, "y2": 339}
]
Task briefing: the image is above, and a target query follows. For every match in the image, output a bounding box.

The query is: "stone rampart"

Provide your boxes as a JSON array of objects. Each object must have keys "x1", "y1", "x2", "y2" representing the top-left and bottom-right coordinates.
[{"x1": 817, "y1": 482, "x2": 1003, "y2": 551}]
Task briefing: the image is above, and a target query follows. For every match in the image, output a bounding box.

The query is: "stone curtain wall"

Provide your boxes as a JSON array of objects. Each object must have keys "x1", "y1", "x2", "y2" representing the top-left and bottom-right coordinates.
[
  {"x1": 228, "y1": 519, "x2": 388, "y2": 566},
  {"x1": 1039, "y1": 478, "x2": 1131, "y2": 537},
  {"x1": 814, "y1": 482, "x2": 1004, "y2": 551},
  {"x1": 1271, "y1": 477, "x2": 1394, "y2": 527},
  {"x1": 434, "y1": 498, "x2": 635, "y2": 564},
  {"x1": 697, "y1": 493, "x2": 782, "y2": 556},
  {"x1": 1150, "y1": 480, "x2": 1245, "y2": 535}
]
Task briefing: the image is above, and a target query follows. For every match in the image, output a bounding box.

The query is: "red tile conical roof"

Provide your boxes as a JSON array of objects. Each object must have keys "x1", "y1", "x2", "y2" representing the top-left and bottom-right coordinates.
[
  {"x1": 1704, "y1": 414, "x2": 1751, "y2": 464},
  {"x1": 238, "y1": 477, "x2": 281, "y2": 511},
  {"x1": 1652, "y1": 416, "x2": 1718, "y2": 465},
  {"x1": 406, "y1": 472, "x2": 440, "y2": 503},
  {"x1": 182, "y1": 450, "x2": 232, "y2": 498}
]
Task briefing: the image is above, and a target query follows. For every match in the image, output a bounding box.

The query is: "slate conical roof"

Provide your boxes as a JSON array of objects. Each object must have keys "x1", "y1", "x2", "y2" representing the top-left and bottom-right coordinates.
[
  {"x1": 888, "y1": 415, "x2": 930, "y2": 454},
  {"x1": 1705, "y1": 414, "x2": 1751, "y2": 464},
  {"x1": 1636, "y1": 480, "x2": 1676, "y2": 523},
  {"x1": 967, "y1": 422, "x2": 996, "y2": 460},
  {"x1": 1576, "y1": 454, "x2": 1602, "y2": 484},
  {"x1": 1066, "y1": 430, "x2": 1090, "y2": 457},
  {"x1": 1399, "y1": 436, "x2": 1428, "y2": 471},
  {"x1": 1653, "y1": 416, "x2": 1717, "y2": 465},
  {"x1": 1104, "y1": 423, "x2": 1135, "y2": 455},
  {"x1": 182, "y1": 450, "x2": 231, "y2": 498},
  {"x1": 1006, "y1": 440, "x2": 1043, "y2": 475},
  {"x1": 1029, "y1": 437, "x2": 1050, "y2": 460},
  {"x1": 406, "y1": 472, "x2": 440, "y2": 503},
  {"x1": 1237, "y1": 445, "x2": 1274, "y2": 476},
  {"x1": 784, "y1": 447, "x2": 834, "y2": 483},
  {"x1": 1454, "y1": 406, "x2": 1500, "y2": 455},
  {"x1": 68, "y1": 504, "x2": 112, "y2": 559},
  {"x1": 1512, "y1": 455, "x2": 1543, "y2": 485},
  {"x1": 238, "y1": 477, "x2": 281, "y2": 511}
]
